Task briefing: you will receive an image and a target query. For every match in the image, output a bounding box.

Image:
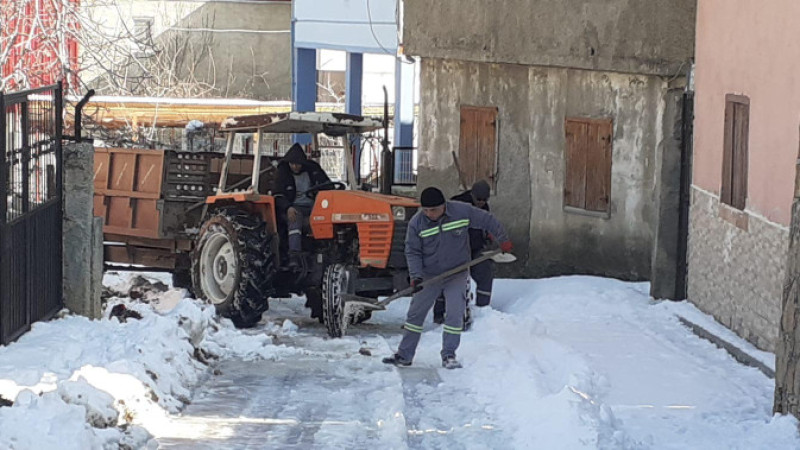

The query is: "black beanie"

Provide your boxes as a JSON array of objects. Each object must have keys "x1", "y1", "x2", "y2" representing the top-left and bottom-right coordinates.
[
  {"x1": 420, "y1": 187, "x2": 445, "y2": 207},
  {"x1": 471, "y1": 180, "x2": 491, "y2": 200},
  {"x1": 283, "y1": 143, "x2": 307, "y2": 164}
]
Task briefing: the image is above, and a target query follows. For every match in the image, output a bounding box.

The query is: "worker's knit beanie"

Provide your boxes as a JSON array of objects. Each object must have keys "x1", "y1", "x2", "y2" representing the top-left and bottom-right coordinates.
[
  {"x1": 471, "y1": 180, "x2": 491, "y2": 200},
  {"x1": 420, "y1": 187, "x2": 446, "y2": 207}
]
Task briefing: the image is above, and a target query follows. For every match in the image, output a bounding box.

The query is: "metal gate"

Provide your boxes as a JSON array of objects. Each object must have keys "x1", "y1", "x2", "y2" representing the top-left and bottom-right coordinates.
[{"x1": 0, "y1": 83, "x2": 63, "y2": 345}]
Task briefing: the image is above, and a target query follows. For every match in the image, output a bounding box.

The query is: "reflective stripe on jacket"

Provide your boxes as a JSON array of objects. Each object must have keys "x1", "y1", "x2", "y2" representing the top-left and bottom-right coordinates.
[{"x1": 405, "y1": 200, "x2": 508, "y2": 279}]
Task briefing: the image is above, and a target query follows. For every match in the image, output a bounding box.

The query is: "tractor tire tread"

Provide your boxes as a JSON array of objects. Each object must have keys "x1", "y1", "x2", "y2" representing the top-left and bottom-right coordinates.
[{"x1": 192, "y1": 208, "x2": 275, "y2": 329}]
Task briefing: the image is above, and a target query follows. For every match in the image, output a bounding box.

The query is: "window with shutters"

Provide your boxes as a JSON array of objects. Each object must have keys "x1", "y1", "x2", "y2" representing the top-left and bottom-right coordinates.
[
  {"x1": 564, "y1": 118, "x2": 613, "y2": 213},
  {"x1": 458, "y1": 106, "x2": 498, "y2": 189},
  {"x1": 721, "y1": 94, "x2": 749, "y2": 210}
]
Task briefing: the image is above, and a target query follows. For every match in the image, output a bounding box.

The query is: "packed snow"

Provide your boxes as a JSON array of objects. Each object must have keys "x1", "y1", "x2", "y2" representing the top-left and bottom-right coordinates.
[{"x1": 0, "y1": 272, "x2": 798, "y2": 449}]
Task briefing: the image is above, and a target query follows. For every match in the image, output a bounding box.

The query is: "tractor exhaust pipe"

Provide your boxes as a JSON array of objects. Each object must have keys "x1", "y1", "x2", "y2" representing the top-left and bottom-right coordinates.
[
  {"x1": 380, "y1": 86, "x2": 393, "y2": 195},
  {"x1": 74, "y1": 89, "x2": 95, "y2": 143}
]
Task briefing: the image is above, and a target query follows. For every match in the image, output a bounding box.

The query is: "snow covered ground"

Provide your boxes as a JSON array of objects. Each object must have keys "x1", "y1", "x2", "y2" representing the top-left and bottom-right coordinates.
[{"x1": 0, "y1": 273, "x2": 798, "y2": 449}]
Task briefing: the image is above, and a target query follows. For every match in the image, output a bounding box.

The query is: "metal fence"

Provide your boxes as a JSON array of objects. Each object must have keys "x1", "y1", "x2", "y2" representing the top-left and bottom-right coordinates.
[
  {"x1": 0, "y1": 83, "x2": 63, "y2": 345},
  {"x1": 393, "y1": 147, "x2": 417, "y2": 185}
]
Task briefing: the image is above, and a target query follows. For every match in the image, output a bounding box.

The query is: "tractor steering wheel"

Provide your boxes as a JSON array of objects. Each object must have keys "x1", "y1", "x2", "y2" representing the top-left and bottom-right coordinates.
[{"x1": 305, "y1": 181, "x2": 347, "y2": 194}]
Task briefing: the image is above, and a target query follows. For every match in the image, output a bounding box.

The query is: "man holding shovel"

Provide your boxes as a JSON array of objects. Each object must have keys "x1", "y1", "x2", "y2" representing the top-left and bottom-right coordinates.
[{"x1": 383, "y1": 187, "x2": 512, "y2": 369}]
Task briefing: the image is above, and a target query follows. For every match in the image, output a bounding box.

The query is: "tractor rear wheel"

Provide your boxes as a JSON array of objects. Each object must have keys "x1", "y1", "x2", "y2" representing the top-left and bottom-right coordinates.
[{"x1": 192, "y1": 208, "x2": 274, "y2": 328}]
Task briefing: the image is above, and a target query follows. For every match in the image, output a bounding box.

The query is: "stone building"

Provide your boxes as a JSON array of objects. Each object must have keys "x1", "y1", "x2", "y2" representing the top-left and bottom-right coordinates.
[{"x1": 402, "y1": 0, "x2": 696, "y2": 294}]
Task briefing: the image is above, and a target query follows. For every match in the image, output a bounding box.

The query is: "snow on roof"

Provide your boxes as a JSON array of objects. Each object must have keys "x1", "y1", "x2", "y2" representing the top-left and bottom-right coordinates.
[
  {"x1": 65, "y1": 95, "x2": 293, "y2": 107},
  {"x1": 220, "y1": 111, "x2": 384, "y2": 134}
]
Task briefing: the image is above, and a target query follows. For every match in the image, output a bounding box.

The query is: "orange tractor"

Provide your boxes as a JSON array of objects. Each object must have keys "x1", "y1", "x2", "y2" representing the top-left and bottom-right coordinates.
[
  {"x1": 182, "y1": 112, "x2": 416, "y2": 336},
  {"x1": 95, "y1": 112, "x2": 417, "y2": 336}
]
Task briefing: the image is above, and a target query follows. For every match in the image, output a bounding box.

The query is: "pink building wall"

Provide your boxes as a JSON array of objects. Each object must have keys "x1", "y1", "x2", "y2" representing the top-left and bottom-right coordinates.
[{"x1": 693, "y1": 0, "x2": 800, "y2": 226}]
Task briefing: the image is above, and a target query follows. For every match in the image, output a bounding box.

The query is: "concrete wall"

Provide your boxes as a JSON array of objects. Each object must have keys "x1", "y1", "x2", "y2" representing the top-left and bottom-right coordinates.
[
  {"x1": 403, "y1": 0, "x2": 695, "y2": 77},
  {"x1": 169, "y1": 2, "x2": 292, "y2": 100},
  {"x1": 63, "y1": 143, "x2": 103, "y2": 319},
  {"x1": 416, "y1": 58, "x2": 669, "y2": 279},
  {"x1": 86, "y1": 0, "x2": 291, "y2": 100}
]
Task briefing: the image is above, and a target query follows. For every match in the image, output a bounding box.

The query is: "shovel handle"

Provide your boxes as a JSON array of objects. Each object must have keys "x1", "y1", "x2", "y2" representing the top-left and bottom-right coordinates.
[{"x1": 377, "y1": 249, "x2": 503, "y2": 306}]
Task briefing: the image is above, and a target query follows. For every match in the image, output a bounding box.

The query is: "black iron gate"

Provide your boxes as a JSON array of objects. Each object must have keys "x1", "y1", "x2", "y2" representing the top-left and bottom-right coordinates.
[{"x1": 0, "y1": 83, "x2": 63, "y2": 345}]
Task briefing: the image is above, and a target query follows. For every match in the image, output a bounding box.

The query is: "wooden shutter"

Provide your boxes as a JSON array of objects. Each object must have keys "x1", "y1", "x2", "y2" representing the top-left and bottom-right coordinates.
[
  {"x1": 564, "y1": 118, "x2": 613, "y2": 212},
  {"x1": 721, "y1": 94, "x2": 749, "y2": 210},
  {"x1": 459, "y1": 106, "x2": 498, "y2": 188},
  {"x1": 565, "y1": 120, "x2": 588, "y2": 208}
]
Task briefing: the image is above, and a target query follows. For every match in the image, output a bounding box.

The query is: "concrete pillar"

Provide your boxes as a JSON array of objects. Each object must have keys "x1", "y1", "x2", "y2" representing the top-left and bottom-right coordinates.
[
  {"x1": 345, "y1": 52, "x2": 363, "y2": 115},
  {"x1": 394, "y1": 58, "x2": 416, "y2": 183},
  {"x1": 650, "y1": 88, "x2": 686, "y2": 300},
  {"x1": 293, "y1": 47, "x2": 316, "y2": 146},
  {"x1": 346, "y1": 52, "x2": 363, "y2": 181},
  {"x1": 63, "y1": 142, "x2": 102, "y2": 319}
]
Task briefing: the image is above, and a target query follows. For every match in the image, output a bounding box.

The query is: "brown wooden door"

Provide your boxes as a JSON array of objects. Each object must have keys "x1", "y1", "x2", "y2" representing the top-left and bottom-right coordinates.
[
  {"x1": 459, "y1": 106, "x2": 498, "y2": 188},
  {"x1": 564, "y1": 118, "x2": 613, "y2": 212}
]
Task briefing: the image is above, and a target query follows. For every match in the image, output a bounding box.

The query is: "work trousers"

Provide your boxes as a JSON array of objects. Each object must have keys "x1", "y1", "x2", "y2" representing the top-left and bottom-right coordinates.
[
  {"x1": 288, "y1": 205, "x2": 312, "y2": 252},
  {"x1": 433, "y1": 256, "x2": 494, "y2": 319},
  {"x1": 397, "y1": 270, "x2": 469, "y2": 361}
]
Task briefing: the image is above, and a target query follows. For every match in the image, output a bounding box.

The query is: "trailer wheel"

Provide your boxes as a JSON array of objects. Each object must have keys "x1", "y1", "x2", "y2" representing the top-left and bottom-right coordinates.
[
  {"x1": 322, "y1": 263, "x2": 356, "y2": 338},
  {"x1": 192, "y1": 208, "x2": 274, "y2": 328}
]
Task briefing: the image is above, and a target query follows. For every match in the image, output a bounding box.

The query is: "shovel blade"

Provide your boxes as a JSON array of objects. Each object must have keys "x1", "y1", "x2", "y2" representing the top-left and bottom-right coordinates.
[
  {"x1": 490, "y1": 252, "x2": 517, "y2": 264},
  {"x1": 340, "y1": 294, "x2": 387, "y2": 311}
]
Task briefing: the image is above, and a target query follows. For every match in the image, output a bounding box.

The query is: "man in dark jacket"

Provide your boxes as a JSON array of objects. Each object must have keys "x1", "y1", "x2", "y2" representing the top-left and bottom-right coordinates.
[
  {"x1": 433, "y1": 180, "x2": 494, "y2": 325},
  {"x1": 383, "y1": 187, "x2": 512, "y2": 369},
  {"x1": 272, "y1": 143, "x2": 331, "y2": 266}
]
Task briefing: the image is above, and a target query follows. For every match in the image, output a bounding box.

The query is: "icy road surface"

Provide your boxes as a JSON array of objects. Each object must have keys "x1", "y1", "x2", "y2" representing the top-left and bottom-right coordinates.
[{"x1": 156, "y1": 277, "x2": 800, "y2": 449}]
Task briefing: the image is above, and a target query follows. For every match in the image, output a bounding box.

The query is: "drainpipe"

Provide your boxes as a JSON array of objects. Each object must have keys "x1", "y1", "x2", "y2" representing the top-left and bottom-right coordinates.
[{"x1": 675, "y1": 62, "x2": 695, "y2": 299}]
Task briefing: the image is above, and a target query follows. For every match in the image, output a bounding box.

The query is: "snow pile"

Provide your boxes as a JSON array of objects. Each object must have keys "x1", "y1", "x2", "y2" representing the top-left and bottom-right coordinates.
[
  {"x1": 3, "y1": 272, "x2": 800, "y2": 448},
  {"x1": 374, "y1": 276, "x2": 800, "y2": 449},
  {"x1": 0, "y1": 272, "x2": 298, "y2": 449}
]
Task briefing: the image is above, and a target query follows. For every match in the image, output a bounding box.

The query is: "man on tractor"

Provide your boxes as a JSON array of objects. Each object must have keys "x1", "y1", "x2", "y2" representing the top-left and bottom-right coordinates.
[{"x1": 273, "y1": 143, "x2": 333, "y2": 270}]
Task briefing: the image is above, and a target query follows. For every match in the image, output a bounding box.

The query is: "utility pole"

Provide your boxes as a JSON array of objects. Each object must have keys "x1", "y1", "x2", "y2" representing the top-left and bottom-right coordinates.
[{"x1": 775, "y1": 151, "x2": 800, "y2": 418}]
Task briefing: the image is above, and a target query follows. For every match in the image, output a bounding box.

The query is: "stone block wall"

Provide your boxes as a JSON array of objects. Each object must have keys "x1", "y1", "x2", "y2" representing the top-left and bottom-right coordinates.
[{"x1": 687, "y1": 186, "x2": 788, "y2": 351}]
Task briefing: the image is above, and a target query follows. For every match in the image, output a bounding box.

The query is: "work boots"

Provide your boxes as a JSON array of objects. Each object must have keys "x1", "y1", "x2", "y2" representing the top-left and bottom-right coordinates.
[
  {"x1": 382, "y1": 353, "x2": 412, "y2": 367},
  {"x1": 288, "y1": 251, "x2": 304, "y2": 271},
  {"x1": 442, "y1": 356, "x2": 462, "y2": 370}
]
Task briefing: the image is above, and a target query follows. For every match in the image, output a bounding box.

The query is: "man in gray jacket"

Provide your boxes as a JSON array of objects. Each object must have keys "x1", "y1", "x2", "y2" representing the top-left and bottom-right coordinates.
[{"x1": 383, "y1": 187, "x2": 512, "y2": 369}]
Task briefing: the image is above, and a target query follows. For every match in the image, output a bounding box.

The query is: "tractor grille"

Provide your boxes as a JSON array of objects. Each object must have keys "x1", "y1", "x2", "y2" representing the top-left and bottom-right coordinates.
[{"x1": 358, "y1": 222, "x2": 393, "y2": 267}]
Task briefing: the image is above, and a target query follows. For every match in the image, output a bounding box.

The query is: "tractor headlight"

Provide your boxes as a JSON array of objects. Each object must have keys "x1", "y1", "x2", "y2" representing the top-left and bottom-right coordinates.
[{"x1": 391, "y1": 206, "x2": 406, "y2": 221}]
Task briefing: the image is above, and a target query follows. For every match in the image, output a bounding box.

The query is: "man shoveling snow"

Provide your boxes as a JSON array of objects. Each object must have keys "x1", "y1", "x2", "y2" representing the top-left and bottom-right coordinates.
[{"x1": 383, "y1": 187, "x2": 513, "y2": 370}]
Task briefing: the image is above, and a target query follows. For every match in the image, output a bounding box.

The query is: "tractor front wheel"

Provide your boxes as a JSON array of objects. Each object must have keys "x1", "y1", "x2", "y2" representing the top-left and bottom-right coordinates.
[
  {"x1": 322, "y1": 263, "x2": 355, "y2": 338},
  {"x1": 321, "y1": 264, "x2": 374, "y2": 338},
  {"x1": 192, "y1": 208, "x2": 274, "y2": 328}
]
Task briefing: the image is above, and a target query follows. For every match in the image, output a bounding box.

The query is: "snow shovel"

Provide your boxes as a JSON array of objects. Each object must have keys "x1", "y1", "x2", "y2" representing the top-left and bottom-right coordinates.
[{"x1": 341, "y1": 249, "x2": 516, "y2": 313}]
